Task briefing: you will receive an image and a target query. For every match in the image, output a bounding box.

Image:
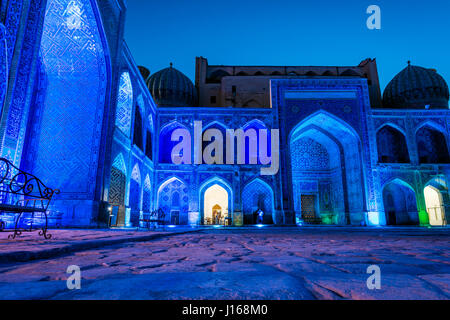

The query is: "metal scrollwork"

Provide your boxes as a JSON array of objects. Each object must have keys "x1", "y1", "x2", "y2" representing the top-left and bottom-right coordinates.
[{"x1": 0, "y1": 158, "x2": 60, "y2": 240}]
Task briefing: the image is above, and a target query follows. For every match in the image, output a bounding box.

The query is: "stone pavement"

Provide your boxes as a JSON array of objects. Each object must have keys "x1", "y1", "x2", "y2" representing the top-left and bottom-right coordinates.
[{"x1": 0, "y1": 227, "x2": 448, "y2": 300}]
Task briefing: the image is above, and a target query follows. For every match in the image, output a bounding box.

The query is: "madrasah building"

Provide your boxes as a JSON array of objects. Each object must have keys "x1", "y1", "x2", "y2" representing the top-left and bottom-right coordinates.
[{"x1": 0, "y1": 0, "x2": 449, "y2": 228}]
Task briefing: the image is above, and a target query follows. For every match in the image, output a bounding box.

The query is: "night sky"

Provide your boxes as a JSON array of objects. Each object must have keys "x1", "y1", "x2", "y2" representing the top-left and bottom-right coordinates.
[{"x1": 124, "y1": 0, "x2": 450, "y2": 91}]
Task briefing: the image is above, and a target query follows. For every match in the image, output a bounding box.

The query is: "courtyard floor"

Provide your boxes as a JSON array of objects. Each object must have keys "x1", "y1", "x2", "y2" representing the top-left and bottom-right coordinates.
[{"x1": 0, "y1": 226, "x2": 448, "y2": 300}]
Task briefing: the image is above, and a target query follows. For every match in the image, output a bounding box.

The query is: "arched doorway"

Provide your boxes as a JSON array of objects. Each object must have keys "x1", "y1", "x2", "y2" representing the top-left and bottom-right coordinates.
[
  {"x1": 116, "y1": 72, "x2": 133, "y2": 136},
  {"x1": 242, "y1": 179, "x2": 275, "y2": 224},
  {"x1": 159, "y1": 122, "x2": 189, "y2": 164},
  {"x1": 289, "y1": 112, "x2": 365, "y2": 225},
  {"x1": 382, "y1": 180, "x2": 419, "y2": 225},
  {"x1": 416, "y1": 125, "x2": 450, "y2": 164},
  {"x1": 203, "y1": 184, "x2": 228, "y2": 225},
  {"x1": 157, "y1": 177, "x2": 189, "y2": 225},
  {"x1": 109, "y1": 154, "x2": 127, "y2": 227},
  {"x1": 376, "y1": 125, "x2": 410, "y2": 163},
  {"x1": 129, "y1": 164, "x2": 141, "y2": 227}
]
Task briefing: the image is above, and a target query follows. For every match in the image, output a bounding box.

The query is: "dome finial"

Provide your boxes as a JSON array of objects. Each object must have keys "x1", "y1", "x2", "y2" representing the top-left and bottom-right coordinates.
[
  {"x1": 407, "y1": 60, "x2": 411, "y2": 66},
  {"x1": 170, "y1": 62, "x2": 173, "y2": 68}
]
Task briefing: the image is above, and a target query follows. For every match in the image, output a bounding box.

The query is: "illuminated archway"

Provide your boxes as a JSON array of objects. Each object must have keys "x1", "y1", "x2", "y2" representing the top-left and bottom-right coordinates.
[
  {"x1": 157, "y1": 177, "x2": 189, "y2": 225},
  {"x1": 142, "y1": 175, "x2": 152, "y2": 213},
  {"x1": 242, "y1": 179, "x2": 275, "y2": 224},
  {"x1": 382, "y1": 179, "x2": 419, "y2": 225}
]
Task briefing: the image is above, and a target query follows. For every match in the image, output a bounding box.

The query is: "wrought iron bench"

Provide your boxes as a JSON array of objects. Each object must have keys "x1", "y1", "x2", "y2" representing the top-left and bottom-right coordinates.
[
  {"x1": 0, "y1": 158, "x2": 60, "y2": 239},
  {"x1": 140, "y1": 208, "x2": 166, "y2": 230}
]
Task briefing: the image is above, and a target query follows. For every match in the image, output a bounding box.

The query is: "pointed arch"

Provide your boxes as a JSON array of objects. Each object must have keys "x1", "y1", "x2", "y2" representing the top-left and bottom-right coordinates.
[
  {"x1": 208, "y1": 69, "x2": 230, "y2": 83},
  {"x1": 159, "y1": 121, "x2": 190, "y2": 164},
  {"x1": 382, "y1": 178, "x2": 415, "y2": 192},
  {"x1": 340, "y1": 69, "x2": 360, "y2": 76},
  {"x1": 291, "y1": 110, "x2": 361, "y2": 142},
  {"x1": 109, "y1": 152, "x2": 127, "y2": 226},
  {"x1": 0, "y1": 24, "x2": 7, "y2": 117},
  {"x1": 242, "y1": 178, "x2": 275, "y2": 224},
  {"x1": 376, "y1": 124, "x2": 410, "y2": 163},
  {"x1": 242, "y1": 99, "x2": 262, "y2": 108},
  {"x1": 133, "y1": 102, "x2": 144, "y2": 150},
  {"x1": 137, "y1": 94, "x2": 145, "y2": 115},
  {"x1": 322, "y1": 70, "x2": 335, "y2": 76},
  {"x1": 382, "y1": 178, "x2": 419, "y2": 226},
  {"x1": 144, "y1": 174, "x2": 151, "y2": 190},
  {"x1": 203, "y1": 120, "x2": 228, "y2": 131},
  {"x1": 129, "y1": 163, "x2": 142, "y2": 226},
  {"x1": 415, "y1": 120, "x2": 446, "y2": 135},
  {"x1": 289, "y1": 111, "x2": 364, "y2": 225},
  {"x1": 112, "y1": 153, "x2": 126, "y2": 174},
  {"x1": 116, "y1": 71, "x2": 133, "y2": 136},
  {"x1": 199, "y1": 176, "x2": 234, "y2": 225},
  {"x1": 148, "y1": 114, "x2": 154, "y2": 132},
  {"x1": 32, "y1": 0, "x2": 112, "y2": 196},
  {"x1": 416, "y1": 122, "x2": 450, "y2": 164},
  {"x1": 202, "y1": 121, "x2": 227, "y2": 164},
  {"x1": 157, "y1": 176, "x2": 189, "y2": 225},
  {"x1": 131, "y1": 163, "x2": 141, "y2": 184}
]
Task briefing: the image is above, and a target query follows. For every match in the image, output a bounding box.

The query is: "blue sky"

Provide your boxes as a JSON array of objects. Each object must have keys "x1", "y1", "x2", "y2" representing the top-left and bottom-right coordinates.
[{"x1": 124, "y1": 0, "x2": 450, "y2": 91}]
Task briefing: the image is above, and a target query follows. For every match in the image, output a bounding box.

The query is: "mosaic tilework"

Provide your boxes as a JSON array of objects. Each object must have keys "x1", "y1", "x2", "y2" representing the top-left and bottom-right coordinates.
[
  {"x1": 31, "y1": 0, "x2": 108, "y2": 197},
  {"x1": 142, "y1": 175, "x2": 151, "y2": 212},
  {"x1": 376, "y1": 125, "x2": 410, "y2": 163},
  {"x1": 416, "y1": 126, "x2": 450, "y2": 164},
  {"x1": 291, "y1": 137, "x2": 330, "y2": 170}
]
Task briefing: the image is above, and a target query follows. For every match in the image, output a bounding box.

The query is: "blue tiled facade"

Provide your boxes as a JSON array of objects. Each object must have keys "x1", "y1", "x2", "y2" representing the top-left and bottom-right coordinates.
[{"x1": 1, "y1": 0, "x2": 449, "y2": 228}]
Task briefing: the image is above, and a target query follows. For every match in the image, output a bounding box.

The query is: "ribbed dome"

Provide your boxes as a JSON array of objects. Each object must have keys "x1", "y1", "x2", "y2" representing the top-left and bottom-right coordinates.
[
  {"x1": 382, "y1": 63, "x2": 449, "y2": 109},
  {"x1": 147, "y1": 64, "x2": 197, "y2": 107}
]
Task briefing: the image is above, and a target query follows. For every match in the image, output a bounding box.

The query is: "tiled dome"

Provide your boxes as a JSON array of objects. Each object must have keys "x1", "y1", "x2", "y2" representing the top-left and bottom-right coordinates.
[
  {"x1": 147, "y1": 64, "x2": 197, "y2": 107},
  {"x1": 382, "y1": 62, "x2": 449, "y2": 109}
]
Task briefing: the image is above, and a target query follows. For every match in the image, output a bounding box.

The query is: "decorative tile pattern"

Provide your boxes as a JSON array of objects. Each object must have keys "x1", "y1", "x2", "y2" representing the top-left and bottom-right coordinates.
[{"x1": 115, "y1": 72, "x2": 132, "y2": 136}]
